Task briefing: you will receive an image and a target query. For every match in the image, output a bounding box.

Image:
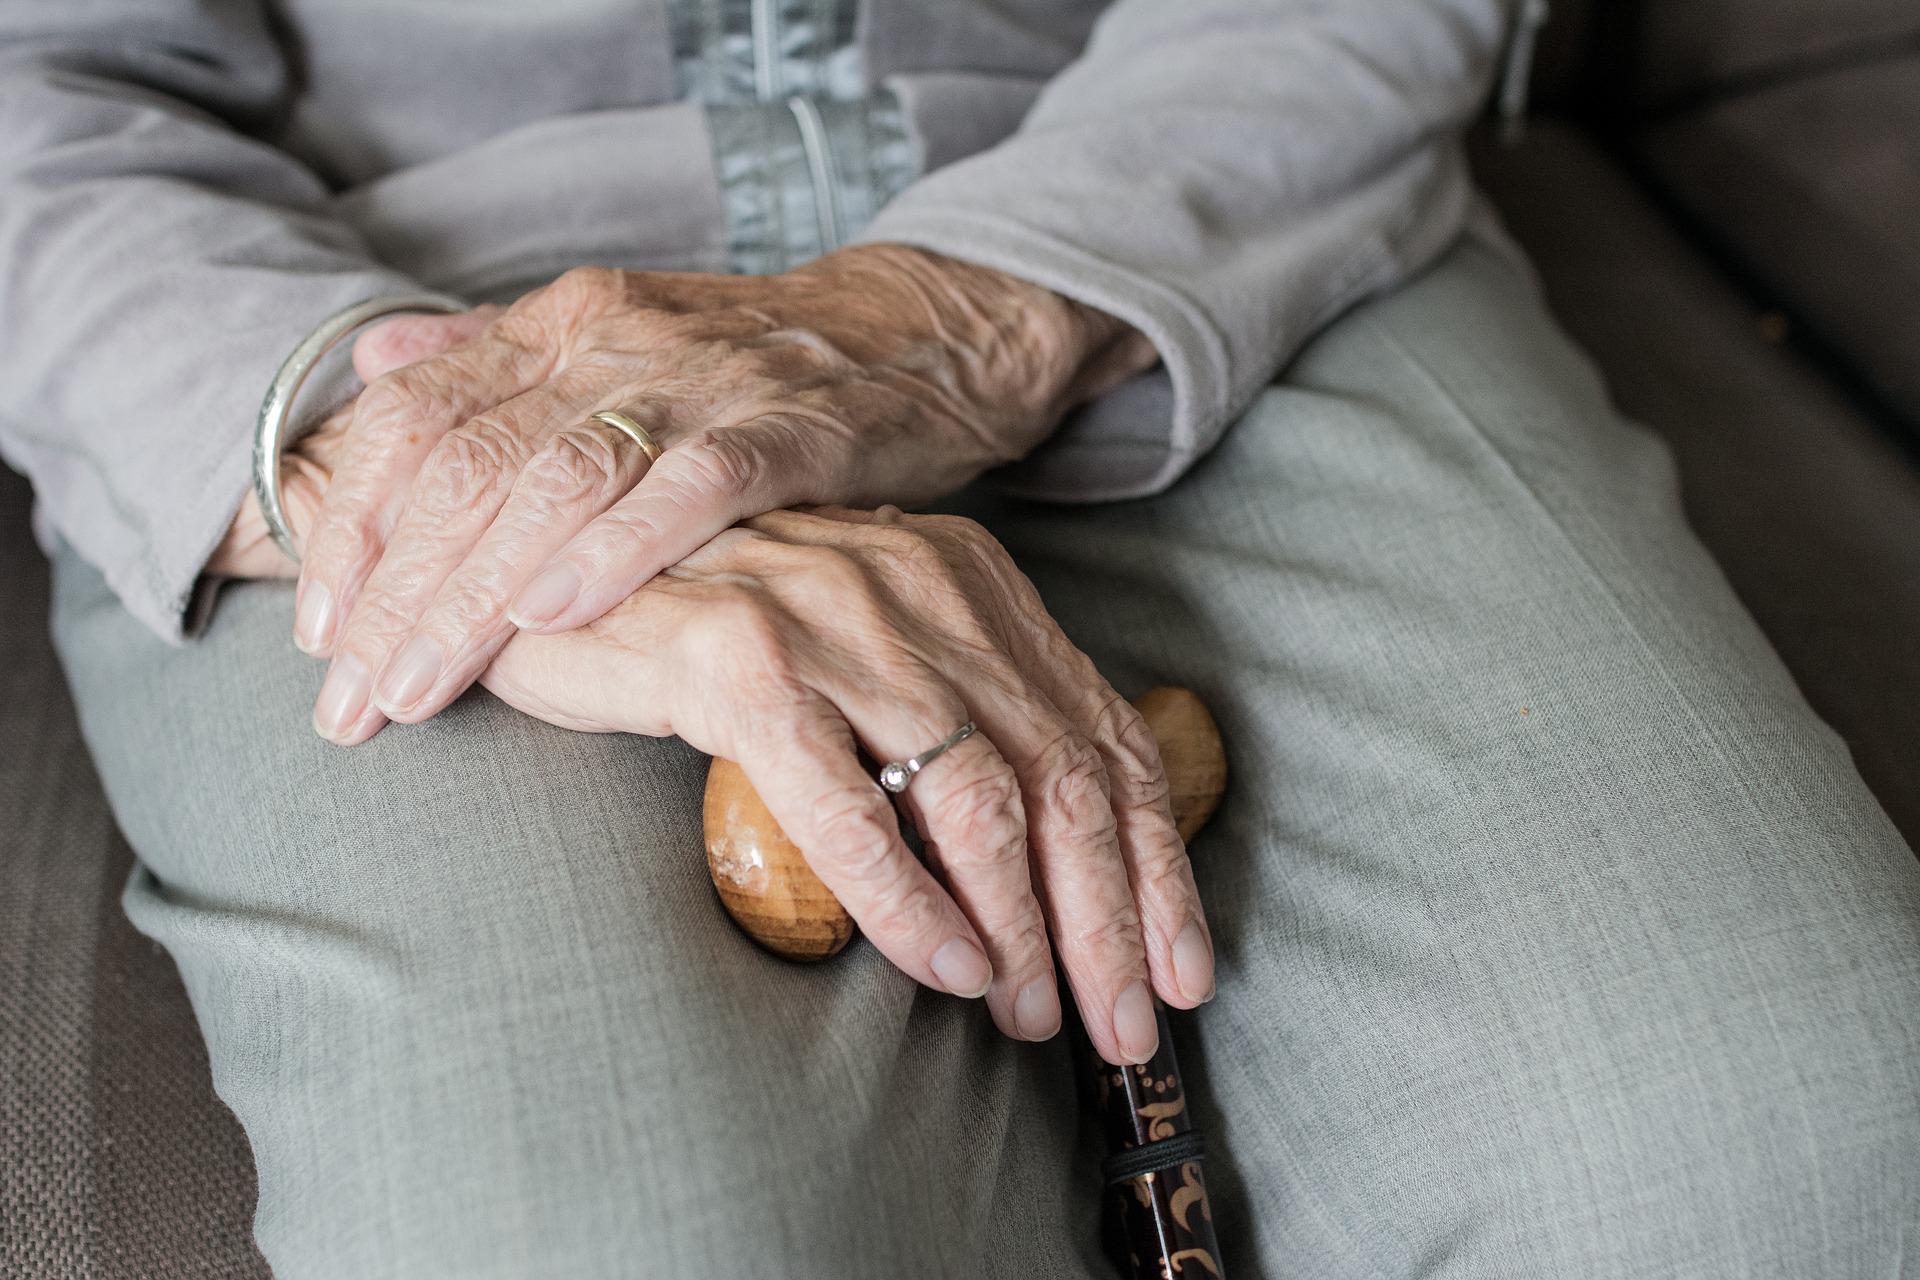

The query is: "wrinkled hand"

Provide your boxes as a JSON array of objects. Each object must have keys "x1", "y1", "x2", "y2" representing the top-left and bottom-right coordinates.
[
  {"x1": 482, "y1": 506, "x2": 1214, "y2": 1065},
  {"x1": 208, "y1": 307, "x2": 500, "y2": 579},
  {"x1": 289, "y1": 246, "x2": 1153, "y2": 745}
]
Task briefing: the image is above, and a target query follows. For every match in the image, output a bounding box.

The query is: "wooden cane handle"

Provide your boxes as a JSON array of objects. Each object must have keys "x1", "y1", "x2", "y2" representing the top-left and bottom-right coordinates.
[{"x1": 703, "y1": 686, "x2": 1227, "y2": 961}]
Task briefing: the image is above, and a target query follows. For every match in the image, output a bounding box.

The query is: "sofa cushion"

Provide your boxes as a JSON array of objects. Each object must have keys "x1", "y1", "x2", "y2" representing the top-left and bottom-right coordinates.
[
  {"x1": 0, "y1": 469, "x2": 266, "y2": 1280},
  {"x1": 1630, "y1": 0, "x2": 1920, "y2": 108},
  {"x1": 1473, "y1": 121, "x2": 1920, "y2": 847},
  {"x1": 1634, "y1": 56, "x2": 1920, "y2": 435}
]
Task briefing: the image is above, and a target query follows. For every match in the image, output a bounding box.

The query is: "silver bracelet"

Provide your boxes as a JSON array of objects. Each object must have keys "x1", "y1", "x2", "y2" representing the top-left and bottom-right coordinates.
[{"x1": 251, "y1": 291, "x2": 466, "y2": 562}]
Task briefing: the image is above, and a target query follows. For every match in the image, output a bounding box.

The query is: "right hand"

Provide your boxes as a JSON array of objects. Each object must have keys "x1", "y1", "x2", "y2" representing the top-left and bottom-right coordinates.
[{"x1": 476, "y1": 506, "x2": 1216, "y2": 1064}]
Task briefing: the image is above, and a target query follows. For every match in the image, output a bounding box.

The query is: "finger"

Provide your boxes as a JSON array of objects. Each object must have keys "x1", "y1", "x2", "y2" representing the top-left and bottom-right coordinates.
[
  {"x1": 762, "y1": 508, "x2": 1153, "y2": 1062},
  {"x1": 507, "y1": 415, "x2": 818, "y2": 634},
  {"x1": 370, "y1": 413, "x2": 655, "y2": 723},
  {"x1": 351, "y1": 306, "x2": 503, "y2": 383},
  {"x1": 312, "y1": 369, "x2": 615, "y2": 745},
  {"x1": 1032, "y1": 656, "x2": 1211, "y2": 1010},
  {"x1": 294, "y1": 319, "x2": 555, "y2": 657},
  {"x1": 972, "y1": 684, "x2": 1154, "y2": 1065},
  {"x1": 827, "y1": 663, "x2": 1059, "y2": 1043},
  {"x1": 958, "y1": 537, "x2": 1212, "y2": 1011},
  {"x1": 737, "y1": 698, "x2": 995, "y2": 1002}
]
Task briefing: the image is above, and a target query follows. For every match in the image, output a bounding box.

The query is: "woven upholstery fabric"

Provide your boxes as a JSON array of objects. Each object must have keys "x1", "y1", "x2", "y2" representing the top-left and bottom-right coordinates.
[
  {"x1": 0, "y1": 504, "x2": 102, "y2": 1275},
  {"x1": 0, "y1": 468, "x2": 265, "y2": 1280}
]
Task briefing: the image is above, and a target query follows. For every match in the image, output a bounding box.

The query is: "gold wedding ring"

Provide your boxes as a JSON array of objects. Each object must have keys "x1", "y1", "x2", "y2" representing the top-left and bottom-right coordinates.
[{"x1": 588, "y1": 410, "x2": 665, "y2": 463}]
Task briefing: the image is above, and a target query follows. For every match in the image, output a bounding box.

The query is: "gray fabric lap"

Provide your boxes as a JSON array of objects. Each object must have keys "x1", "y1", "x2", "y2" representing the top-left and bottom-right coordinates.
[
  {"x1": 49, "y1": 564, "x2": 1093, "y2": 1279},
  {"x1": 49, "y1": 233, "x2": 1920, "y2": 1277},
  {"x1": 956, "y1": 233, "x2": 1920, "y2": 1276}
]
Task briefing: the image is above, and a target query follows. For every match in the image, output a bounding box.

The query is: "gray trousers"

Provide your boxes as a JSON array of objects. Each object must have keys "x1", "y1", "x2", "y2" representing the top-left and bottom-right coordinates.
[{"x1": 51, "y1": 236, "x2": 1920, "y2": 1278}]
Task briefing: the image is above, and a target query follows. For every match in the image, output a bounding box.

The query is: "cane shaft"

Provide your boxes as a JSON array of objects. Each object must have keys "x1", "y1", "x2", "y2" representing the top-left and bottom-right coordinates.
[{"x1": 1091, "y1": 1004, "x2": 1225, "y2": 1279}]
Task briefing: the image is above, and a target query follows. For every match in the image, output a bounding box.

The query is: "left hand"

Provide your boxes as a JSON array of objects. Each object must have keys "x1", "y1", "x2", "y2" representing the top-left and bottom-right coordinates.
[
  {"x1": 296, "y1": 246, "x2": 1154, "y2": 746},
  {"x1": 207, "y1": 306, "x2": 500, "y2": 580}
]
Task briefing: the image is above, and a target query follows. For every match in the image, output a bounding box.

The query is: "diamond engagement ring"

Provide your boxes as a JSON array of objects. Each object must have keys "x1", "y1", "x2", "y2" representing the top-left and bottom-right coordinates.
[{"x1": 877, "y1": 722, "x2": 977, "y2": 794}]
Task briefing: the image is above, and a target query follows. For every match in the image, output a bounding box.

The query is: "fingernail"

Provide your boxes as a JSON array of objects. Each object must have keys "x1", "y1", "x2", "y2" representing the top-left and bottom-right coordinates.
[
  {"x1": 1113, "y1": 980, "x2": 1160, "y2": 1064},
  {"x1": 313, "y1": 656, "x2": 371, "y2": 741},
  {"x1": 294, "y1": 581, "x2": 334, "y2": 654},
  {"x1": 1172, "y1": 919, "x2": 1216, "y2": 1005},
  {"x1": 930, "y1": 938, "x2": 992, "y2": 999},
  {"x1": 507, "y1": 564, "x2": 582, "y2": 629},
  {"x1": 376, "y1": 635, "x2": 443, "y2": 712},
  {"x1": 1014, "y1": 977, "x2": 1062, "y2": 1041}
]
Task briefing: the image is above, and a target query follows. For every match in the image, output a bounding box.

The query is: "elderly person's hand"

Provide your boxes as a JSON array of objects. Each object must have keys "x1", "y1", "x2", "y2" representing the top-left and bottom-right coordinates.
[
  {"x1": 214, "y1": 326, "x2": 1209, "y2": 1063},
  {"x1": 288, "y1": 247, "x2": 1155, "y2": 744},
  {"x1": 481, "y1": 505, "x2": 1213, "y2": 1065},
  {"x1": 208, "y1": 306, "x2": 501, "y2": 579}
]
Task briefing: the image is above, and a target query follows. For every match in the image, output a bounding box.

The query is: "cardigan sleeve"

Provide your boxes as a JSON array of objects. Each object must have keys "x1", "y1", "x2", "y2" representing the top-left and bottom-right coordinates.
[
  {"x1": 860, "y1": 0, "x2": 1514, "y2": 501},
  {"x1": 0, "y1": 0, "x2": 422, "y2": 640}
]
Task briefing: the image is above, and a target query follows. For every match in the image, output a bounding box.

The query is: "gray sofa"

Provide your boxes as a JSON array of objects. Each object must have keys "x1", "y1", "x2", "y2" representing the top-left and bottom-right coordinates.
[{"x1": 4, "y1": 2, "x2": 1916, "y2": 1274}]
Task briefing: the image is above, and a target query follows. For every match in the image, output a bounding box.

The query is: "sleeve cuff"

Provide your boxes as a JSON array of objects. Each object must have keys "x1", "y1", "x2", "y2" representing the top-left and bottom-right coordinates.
[{"x1": 120, "y1": 270, "x2": 427, "y2": 644}]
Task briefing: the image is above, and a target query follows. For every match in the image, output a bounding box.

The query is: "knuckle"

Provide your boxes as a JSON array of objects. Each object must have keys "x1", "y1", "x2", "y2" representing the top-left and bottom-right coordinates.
[
  {"x1": 869, "y1": 516, "x2": 935, "y2": 552},
  {"x1": 1137, "y1": 840, "x2": 1198, "y2": 906},
  {"x1": 689, "y1": 587, "x2": 790, "y2": 680},
  {"x1": 306, "y1": 505, "x2": 381, "y2": 571},
  {"x1": 1069, "y1": 908, "x2": 1147, "y2": 963},
  {"x1": 996, "y1": 916, "x2": 1054, "y2": 965},
  {"x1": 808, "y1": 786, "x2": 903, "y2": 882},
  {"x1": 356, "y1": 369, "x2": 456, "y2": 439},
  {"x1": 862, "y1": 521, "x2": 957, "y2": 588},
  {"x1": 1036, "y1": 731, "x2": 1113, "y2": 824},
  {"x1": 339, "y1": 591, "x2": 415, "y2": 649},
  {"x1": 921, "y1": 515, "x2": 1023, "y2": 591},
  {"x1": 419, "y1": 424, "x2": 516, "y2": 511},
  {"x1": 351, "y1": 375, "x2": 416, "y2": 430},
  {"x1": 918, "y1": 513, "x2": 989, "y2": 542},
  {"x1": 517, "y1": 429, "x2": 626, "y2": 507},
  {"x1": 861, "y1": 876, "x2": 948, "y2": 950},
  {"x1": 929, "y1": 767, "x2": 1026, "y2": 863},
  {"x1": 671, "y1": 433, "x2": 762, "y2": 502},
  {"x1": 919, "y1": 513, "x2": 1000, "y2": 557},
  {"x1": 788, "y1": 542, "x2": 870, "y2": 598},
  {"x1": 1099, "y1": 699, "x2": 1172, "y2": 811},
  {"x1": 577, "y1": 503, "x2": 661, "y2": 567},
  {"x1": 428, "y1": 576, "x2": 510, "y2": 639}
]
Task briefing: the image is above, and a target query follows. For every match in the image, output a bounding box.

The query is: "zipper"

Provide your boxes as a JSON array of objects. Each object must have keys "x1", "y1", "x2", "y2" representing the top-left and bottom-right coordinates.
[
  {"x1": 787, "y1": 95, "x2": 848, "y2": 252},
  {"x1": 752, "y1": 0, "x2": 781, "y2": 100},
  {"x1": 1498, "y1": 0, "x2": 1550, "y2": 144}
]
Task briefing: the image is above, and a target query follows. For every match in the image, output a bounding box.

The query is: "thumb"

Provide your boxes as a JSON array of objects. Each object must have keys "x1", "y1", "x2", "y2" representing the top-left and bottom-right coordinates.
[{"x1": 352, "y1": 305, "x2": 502, "y2": 383}]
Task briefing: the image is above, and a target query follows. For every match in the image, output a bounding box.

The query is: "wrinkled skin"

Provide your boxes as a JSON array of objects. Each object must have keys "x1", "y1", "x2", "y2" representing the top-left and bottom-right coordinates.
[
  {"x1": 222, "y1": 487, "x2": 1213, "y2": 1067},
  {"x1": 277, "y1": 245, "x2": 1154, "y2": 749},
  {"x1": 209, "y1": 261, "x2": 1208, "y2": 1064},
  {"x1": 483, "y1": 505, "x2": 1213, "y2": 1066}
]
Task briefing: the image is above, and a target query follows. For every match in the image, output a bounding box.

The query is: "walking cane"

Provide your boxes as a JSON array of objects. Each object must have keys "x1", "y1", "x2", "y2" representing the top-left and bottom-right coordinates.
[{"x1": 703, "y1": 687, "x2": 1229, "y2": 1279}]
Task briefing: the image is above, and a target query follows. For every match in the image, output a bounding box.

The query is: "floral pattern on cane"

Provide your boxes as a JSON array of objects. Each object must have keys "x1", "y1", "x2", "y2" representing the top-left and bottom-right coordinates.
[
  {"x1": 1136, "y1": 1098, "x2": 1187, "y2": 1141},
  {"x1": 1171, "y1": 1161, "x2": 1211, "y2": 1231},
  {"x1": 1164, "y1": 1246, "x2": 1221, "y2": 1277}
]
